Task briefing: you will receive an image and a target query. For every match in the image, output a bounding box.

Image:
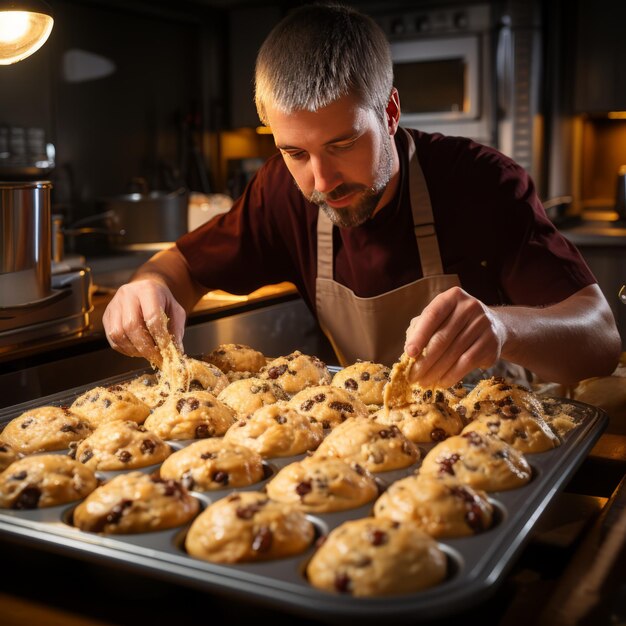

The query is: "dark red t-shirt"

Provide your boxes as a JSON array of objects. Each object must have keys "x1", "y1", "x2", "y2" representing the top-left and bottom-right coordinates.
[{"x1": 177, "y1": 128, "x2": 595, "y2": 316}]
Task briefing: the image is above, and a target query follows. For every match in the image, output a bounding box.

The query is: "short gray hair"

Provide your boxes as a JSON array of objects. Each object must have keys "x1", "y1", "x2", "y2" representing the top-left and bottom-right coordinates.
[{"x1": 254, "y1": 3, "x2": 393, "y2": 125}]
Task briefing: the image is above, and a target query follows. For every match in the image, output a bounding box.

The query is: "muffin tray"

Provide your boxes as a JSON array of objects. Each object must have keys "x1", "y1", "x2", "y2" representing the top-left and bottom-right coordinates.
[{"x1": 0, "y1": 370, "x2": 608, "y2": 623}]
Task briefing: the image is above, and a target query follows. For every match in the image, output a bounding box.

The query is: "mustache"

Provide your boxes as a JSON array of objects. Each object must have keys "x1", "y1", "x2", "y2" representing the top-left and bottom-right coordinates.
[{"x1": 309, "y1": 182, "x2": 367, "y2": 205}]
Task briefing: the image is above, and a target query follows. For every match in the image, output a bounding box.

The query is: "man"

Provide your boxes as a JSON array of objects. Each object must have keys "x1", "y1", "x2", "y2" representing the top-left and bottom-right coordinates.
[{"x1": 103, "y1": 3, "x2": 620, "y2": 387}]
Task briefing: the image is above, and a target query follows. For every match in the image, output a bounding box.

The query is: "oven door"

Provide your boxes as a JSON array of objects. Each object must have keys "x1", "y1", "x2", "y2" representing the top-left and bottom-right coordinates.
[{"x1": 391, "y1": 35, "x2": 481, "y2": 126}]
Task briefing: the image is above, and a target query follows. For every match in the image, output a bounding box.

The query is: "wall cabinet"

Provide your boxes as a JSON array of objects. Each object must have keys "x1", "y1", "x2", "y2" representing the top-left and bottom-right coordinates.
[{"x1": 574, "y1": 0, "x2": 626, "y2": 113}]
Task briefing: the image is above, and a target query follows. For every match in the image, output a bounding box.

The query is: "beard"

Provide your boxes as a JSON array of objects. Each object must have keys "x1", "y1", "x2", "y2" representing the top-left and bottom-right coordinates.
[{"x1": 302, "y1": 130, "x2": 394, "y2": 228}]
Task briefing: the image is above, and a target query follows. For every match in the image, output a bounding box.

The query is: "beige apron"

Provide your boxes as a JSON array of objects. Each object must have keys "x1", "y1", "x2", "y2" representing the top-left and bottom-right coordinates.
[{"x1": 315, "y1": 129, "x2": 460, "y2": 367}]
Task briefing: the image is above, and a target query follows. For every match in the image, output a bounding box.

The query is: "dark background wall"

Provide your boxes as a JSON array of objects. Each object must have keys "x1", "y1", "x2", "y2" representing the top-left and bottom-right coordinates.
[{"x1": 0, "y1": 0, "x2": 219, "y2": 224}]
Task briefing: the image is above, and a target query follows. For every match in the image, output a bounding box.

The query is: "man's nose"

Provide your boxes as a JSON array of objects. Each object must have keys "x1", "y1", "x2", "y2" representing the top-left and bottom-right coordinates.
[{"x1": 310, "y1": 155, "x2": 338, "y2": 195}]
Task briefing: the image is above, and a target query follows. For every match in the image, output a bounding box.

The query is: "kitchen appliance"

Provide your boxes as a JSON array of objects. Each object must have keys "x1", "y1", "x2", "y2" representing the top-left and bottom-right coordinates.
[
  {"x1": 373, "y1": 2, "x2": 544, "y2": 183},
  {"x1": 0, "y1": 179, "x2": 92, "y2": 350},
  {"x1": 96, "y1": 187, "x2": 189, "y2": 250},
  {"x1": 375, "y1": 4, "x2": 494, "y2": 146}
]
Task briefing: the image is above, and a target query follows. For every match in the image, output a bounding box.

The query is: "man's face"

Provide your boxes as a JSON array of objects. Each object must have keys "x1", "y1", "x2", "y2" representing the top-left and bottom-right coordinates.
[{"x1": 266, "y1": 94, "x2": 399, "y2": 228}]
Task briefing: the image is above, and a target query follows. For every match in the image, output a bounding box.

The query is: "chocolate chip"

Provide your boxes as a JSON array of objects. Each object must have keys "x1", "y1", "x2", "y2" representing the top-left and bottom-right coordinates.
[
  {"x1": 251, "y1": 526, "x2": 273, "y2": 552},
  {"x1": 328, "y1": 401, "x2": 353, "y2": 414},
  {"x1": 80, "y1": 450, "x2": 94, "y2": 463},
  {"x1": 236, "y1": 503, "x2": 264, "y2": 519},
  {"x1": 106, "y1": 499, "x2": 133, "y2": 525},
  {"x1": 195, "y1": 424, "x2": 211, "y2": 438},
  {"x1": 334, "y1": 572, "x2": 351, "y2": 593},
  {"x1": 438, "y1": 453, "x2": 460, "y2": 475},
  {"x1": 301, "y1": 400, "x2": 315, "y2": 412},
  {"x1": 189, "y1": 380, "x2": 204, "y2": 391},
  {"x1": 296, "y1": 480, "x2": 312, "y2": 497},
  {"x1": 466, "y1": 506, "x2": 486, "y2": 532},
  {"x1": 267, "y1": 364, "x2": 288, "y2": 379},
  {"x1": 368, "y1": 529, "x2": 388, "y2": 546},
  {"x1": 13, "y1": 486, "x2": 41, "y2": 509},
  {"x1": 344, "y1": 378, "x2": 358, "y2": 390},
  {"x1": 20, "y1": 418, "x2": 34, "y2": 429},
  {"x1": 140, "y1": 439, "x2": 156, "y2": 454},
  {"x1": 462, "y1": 431, "x2": 483, "y2": 446},
  {"x1": 274, "y1": 414, "x2": 287, "y2": 424},
  {"x1": 431, "y1": 428, "x2": 447, "y2": 442},
  {"x1": 117, "y1": 450, "x2": 132, "y2": 464},
  {"x1": 360, "y1": 372, "x2": 370, "y2": 382},
  {"x1": 212, "y1": 471, "x2": 229, "y2": 485},
  {"x1": 422, "y1": 389, "x2": 433, "y2": 402},
  {"x1": 200, "y1": 451, "x2": 217, "y2": 460},
  {"x1": 10, "y1": 471, "x2": 27, "y2": 480}
]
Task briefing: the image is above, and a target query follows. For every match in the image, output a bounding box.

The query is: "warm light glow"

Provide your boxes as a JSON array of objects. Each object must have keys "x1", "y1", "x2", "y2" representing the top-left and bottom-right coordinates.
[
  {"x1": 608, "y1": 111, "x2": 626, "y2": 119},
  {"x1": 256, "y1": 126, "x2": 273, "y2": 135},
  {"x1": 0, "y1": 10, "x2": 53, "y2": 65},
  {"x1": 0, "y1": 11, "x2": 29, "y2": 42}
]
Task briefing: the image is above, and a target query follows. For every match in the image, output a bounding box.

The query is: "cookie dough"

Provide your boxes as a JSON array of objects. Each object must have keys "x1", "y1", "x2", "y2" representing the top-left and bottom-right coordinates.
[
  {"x1": 0, "y1": 405, "x2": 92, "y2": 454},
  {"x1": 0, "y1": 454, "x2": 97, "y2": 509},
  {"x1": 144, "y1": 390, "x2": 236, "y2": 440},
  {"x1": 185, "y1": 491, "x2": 315, "y2": 563},
  {"x1": 306, "y1": 517, "x2": 447, "y2": 597},
  {"x1": 260, "y1": 350, "x2": 332, "y2": 396},
  {"x1": 289, "y1": 385, "x2": 369, "y2": 429},
  {"x1": 202, "y1": 343, "x2": 267, "y2": 380},
  {"x1": 217, "y1": 377, "x2": 288, "y2": 417},
  {"x1": 73, "y1": 471, "x2": 199, "y2": 534},
  {"x1": 224, "y1": 401, "x2": 323, "y2": 458},
  {"x1": 419, "y1": 431, "x2": 532, "y2": 492},
  {"x1": 73, "y1": 420, "x2": 172, "y2": 471},
  {"x1": 0, "y1": 441, "x2": 17, "y2": 472},
  {"x1": 159, "y1": 438, "x2": 265, "y2": 491},
  {"x1": 457, "y1": 377, "x2": 544, "y2": 422},
  {"x1": 266, "y1": 456, "x2": 378, "y2": 513},
  {"x1": 374, "y1": 472, "x2": 494, "y2": 537},
  {"x1": 70, "y1": 385, "x2": 150, "y2": 428},
  {"x1": 123, "y1": 373, "x2": 168, "y2": 409},
  {"x1": 373, "y1": 401, "x2": 464, "y2": 443},
  {"x1": 331, "y1": 361, "x2": 391, "y2": 408},
  {"x1": 314, "y1": 419, "x2": 419, "y2": 472},
  {"x1": 462, "y1": 408, "x2": 560, "y2": 454}
]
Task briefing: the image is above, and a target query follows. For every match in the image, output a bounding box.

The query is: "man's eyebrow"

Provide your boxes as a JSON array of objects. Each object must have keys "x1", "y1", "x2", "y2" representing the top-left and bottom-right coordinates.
[{"x1": 276, "y1": 131, "x2": 359, "y2": 151}]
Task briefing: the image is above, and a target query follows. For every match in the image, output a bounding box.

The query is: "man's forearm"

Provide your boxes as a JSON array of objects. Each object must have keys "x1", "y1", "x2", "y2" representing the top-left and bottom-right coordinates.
[
  {"x1": 130, "y1": 246, "x2": 208, "y2": 314},
  {"x1": 495, "y1": 284, "x2": 621, "y2": 384}
]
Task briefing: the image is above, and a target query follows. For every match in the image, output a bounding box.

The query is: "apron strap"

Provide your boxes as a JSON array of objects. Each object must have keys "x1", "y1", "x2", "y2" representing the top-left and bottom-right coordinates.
[
  {"x1": 316, "y1": 210, "x2": 334, "y2": 280},
  {"x1": 404, "y1": 129, "x2": 445, "y2": 277}
]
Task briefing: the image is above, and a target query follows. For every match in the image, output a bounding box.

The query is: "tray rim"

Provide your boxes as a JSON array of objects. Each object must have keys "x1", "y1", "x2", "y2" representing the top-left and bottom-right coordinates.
[{"x1": 0, "y1": 375, "x2": 609, "y2": 622}]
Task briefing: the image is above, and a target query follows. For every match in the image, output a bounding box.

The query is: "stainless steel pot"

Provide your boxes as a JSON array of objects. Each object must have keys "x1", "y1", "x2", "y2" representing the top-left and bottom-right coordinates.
[
  {"x1": 0, "y1": 180, "x2": 53, "y2": 308},
  {"x1": 97, "y1": 187, "x2": 189, "y2": 249}
]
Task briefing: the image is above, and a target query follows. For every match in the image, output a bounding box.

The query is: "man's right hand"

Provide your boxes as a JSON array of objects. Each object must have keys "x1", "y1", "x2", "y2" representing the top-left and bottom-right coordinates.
[{"x1": 102, "y1": 279, "x2": 187, "y2": 365}]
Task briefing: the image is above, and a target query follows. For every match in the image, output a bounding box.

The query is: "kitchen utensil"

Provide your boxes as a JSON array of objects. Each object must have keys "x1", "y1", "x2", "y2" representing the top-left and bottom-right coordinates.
[
  {"x1": 96, "y1": 187, "x2": 188, "y2": 248},
  {"x1": 0, "y1": 180, "x2": 53, "y2": 308}
]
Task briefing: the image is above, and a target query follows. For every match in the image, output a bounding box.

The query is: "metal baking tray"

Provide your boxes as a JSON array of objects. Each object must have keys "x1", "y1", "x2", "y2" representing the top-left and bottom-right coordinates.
[{"x1": 0, "y1": 370, "x2": 608, "y2": 623}]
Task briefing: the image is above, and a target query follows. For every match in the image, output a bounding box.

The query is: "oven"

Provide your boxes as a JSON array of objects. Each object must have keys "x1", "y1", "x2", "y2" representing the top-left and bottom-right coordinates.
[{"x1": 375, "y1": 4, "x2": 495, "y2": 147}]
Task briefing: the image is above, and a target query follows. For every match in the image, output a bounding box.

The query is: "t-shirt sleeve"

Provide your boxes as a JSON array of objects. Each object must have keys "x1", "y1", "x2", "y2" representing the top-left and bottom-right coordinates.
[
  {"x1": 490, "y1": 159, "x2": 596, "y2": 306},
  {"x1": 176, "y1": 164, "x2": 293, "y2": 294}
]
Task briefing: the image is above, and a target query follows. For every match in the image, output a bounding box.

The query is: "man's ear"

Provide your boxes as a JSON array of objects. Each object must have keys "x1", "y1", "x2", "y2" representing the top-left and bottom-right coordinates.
[{"x1": 385, "y1": 88, "x2": 401, "y2": 135}]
